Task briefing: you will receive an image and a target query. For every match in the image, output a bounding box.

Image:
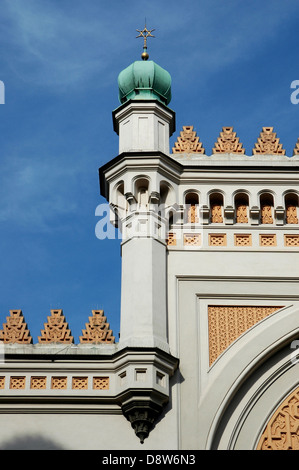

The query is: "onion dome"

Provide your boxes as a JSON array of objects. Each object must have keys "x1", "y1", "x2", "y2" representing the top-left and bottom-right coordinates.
[{"x1": 118, "y1": 60, "x2": 171, "y2": 106}]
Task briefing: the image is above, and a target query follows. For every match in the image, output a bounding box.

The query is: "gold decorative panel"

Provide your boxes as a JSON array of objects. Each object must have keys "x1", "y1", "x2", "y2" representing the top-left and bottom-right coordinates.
[
  {"x1": 187, "y1": 205, "x2": 198, "y2": 223},
  {"x1": 208, "y1": 306, "x2": 283, "y2": 365},
  {"x1": 10, "y1": 376, "x2": 26, "y2": 390},
  {"x1": 260, "y1": 234, "x2": 277, "y2": 246},
  {"x1": 93, "y1": 377, "x2": 109, "y2": 390},
  {"x1": 234, "y1": 234, "x2": 252, "y2": 246},
  {"x1": 72, "y1": 377, "x2": 88, "y2": 390},
  {"x1": 211, "y1": 205, "x2": 223, "y2": 223},
  {"x1": 209, "y1": 234, "x2": 226, "y2": 246},
  {"x1": 212, "y1": 127, "x2": 245, "y2": 154},
  {"x1": 0, "y1": 377, "x2": 5, "y2": 389},
  {"x1": 253, "y1": 127, "x2": 285, "y2": 155},
  {"x1": 284, "y1": 235, "x2": 299, "y2": 246},
  {"x1": 257, "y1": 386, "x2": 299, "y2": 450},
  {"x1": 172, "y1": 126, "x2": 205, "y2": 154},
  {"x1": 51, "y1": 377, "x2": 67, "y2": 390},
  {"x1": 167, "y1": 232, "x2": 176, "y2": 246},
  {"x1": 236, "y1": 204, "x2": 248, "y2": 223},
  {"x1": 286, "y1": 205, "x2": 298, "y2": 224},
  {"x1": 261, "y1": 205, "x2": 273, "y2": 224},
  {"x1": 184, "y1": 234, "x2": 201, "y2": 246},
  {"x1": 31, "y1": 377, "x2": 47, "y2": 389}
]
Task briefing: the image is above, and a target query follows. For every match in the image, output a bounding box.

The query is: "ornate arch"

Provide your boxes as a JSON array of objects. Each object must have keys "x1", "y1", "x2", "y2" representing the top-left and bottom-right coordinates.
[{"x1": 257, "y1": 386, "x2": 299, "y2": 450}]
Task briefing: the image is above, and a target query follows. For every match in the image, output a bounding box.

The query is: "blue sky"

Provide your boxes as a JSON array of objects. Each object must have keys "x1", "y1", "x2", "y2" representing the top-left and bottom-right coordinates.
[{"x1": 0, "y1": 0, "x2": 298, "y2": 343}]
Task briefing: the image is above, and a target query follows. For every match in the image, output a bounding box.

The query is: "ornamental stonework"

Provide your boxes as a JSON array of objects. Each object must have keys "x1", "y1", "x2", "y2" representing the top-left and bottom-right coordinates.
[
  {"x1": 38, "y1": 309, "x2": 74, "y2": 344},
  {"x1": 212, "y1": 127, "x2": 245, "y2": 154},
  {"x1": 257, "y1": 386, "x2": 299, "y2": 450},
  {"x1": 236, "y1": 204, "x2": 248, "y2": 223},
  {"x1": 286, "y1": 205, "x2": 298, "y2": 224},
  {"x1": 0, "y1": 310, "x2": 32, "y2": 344},
  {"x1": 293, "y1": 138, "x2": 299, "y2": 155},
  {"x1": 208, "y1": 306, "x2": 283, "y2": 365},
  {"x1": 172, "y1": 126, "x2": 205, "y2": 154},
  {"x1": 79, "y1": 310, "x2": 115, "y2": 344},
  {"x1": 253, "y1": 127, "x2": 285, "y2": 155}
]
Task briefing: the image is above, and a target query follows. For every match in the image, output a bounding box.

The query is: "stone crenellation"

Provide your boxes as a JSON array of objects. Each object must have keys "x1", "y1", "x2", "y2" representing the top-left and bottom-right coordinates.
[
  {"x1": 172, "y1": 125, "x2": 299, "y2": 156},
  {"x1": 0, "y1": 308, "x2": 115, "y2": 345}
]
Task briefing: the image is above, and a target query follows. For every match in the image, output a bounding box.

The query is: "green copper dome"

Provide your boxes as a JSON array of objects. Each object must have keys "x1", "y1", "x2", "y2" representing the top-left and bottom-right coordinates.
[{"x1": 118, "y1": 60, "x2": 172, "y2": 106}]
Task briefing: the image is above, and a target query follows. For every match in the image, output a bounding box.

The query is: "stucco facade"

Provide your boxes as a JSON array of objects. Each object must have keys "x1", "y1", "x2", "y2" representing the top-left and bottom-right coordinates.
[{"x1": 0, "y1": 52, "x2": 299, "y2": 450}]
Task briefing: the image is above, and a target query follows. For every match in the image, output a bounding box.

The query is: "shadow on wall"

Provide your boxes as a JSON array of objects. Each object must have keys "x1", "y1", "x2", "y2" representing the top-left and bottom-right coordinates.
[{"x1": 0, "y1": 435, "x2": 64, "y2": 450}]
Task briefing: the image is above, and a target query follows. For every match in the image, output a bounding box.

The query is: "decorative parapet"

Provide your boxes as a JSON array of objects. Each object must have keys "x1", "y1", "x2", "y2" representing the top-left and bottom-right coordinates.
[
  {"x1": 293, "y1": 138, "x2": 299, "y2": 156},
  {"x1": 253, "y1": 127, "x2": 285, "y2": 155},
  {"x1": 212, "y1": 127, "x2": 245, "y2": 154},
  {"x1": 0, "y1": 310, "x2": 32, "y2": 344},
  {"x1": 172, "y1": 126, "x2": 205, "y2": 154},
  {"x1": 38, "y1": 309, "x2": 74, "y2": 344},
  {"x1": 79, "y1": 310, "x2": 115, "y2": 344}
]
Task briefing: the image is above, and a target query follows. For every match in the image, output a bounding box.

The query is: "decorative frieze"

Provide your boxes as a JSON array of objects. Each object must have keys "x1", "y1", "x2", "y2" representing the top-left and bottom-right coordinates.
[
  {"x1": 79, "y1": 310, "x2": 115, "y2": 344},
  {"x1": 208, "y1": 305, "x2": 283, "y2": 365},
  {"x1": 253, "y1": 127, "x2": 285, "y2": 155},
  {"x1": 212, "y1": 127, "x2": 245, "y2": 154},
  {"x1": 172, "y1": 126, "x2": 205, "y2": 154},
  {"x1": 257, "y1": 386, "x2": 299, "y2": 450}
]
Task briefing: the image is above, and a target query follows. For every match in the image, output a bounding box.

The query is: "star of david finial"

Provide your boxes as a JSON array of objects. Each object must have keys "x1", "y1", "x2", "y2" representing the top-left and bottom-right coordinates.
[{"x1": 136, "y1": 23, "x2": 155, "y2": 60}]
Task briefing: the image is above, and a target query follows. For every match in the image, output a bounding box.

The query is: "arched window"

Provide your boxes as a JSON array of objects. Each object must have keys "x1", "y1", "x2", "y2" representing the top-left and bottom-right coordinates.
[
  {"x1": 135, "y1": 178, "x2": 149, "y2": 210},
  {"x1": 185, "y1": 192, "x2": 199, "y2": 223},
  {"x1": 210, "y1": 193, "x2": 223, "y2": 223},
  {"x1": 235, "y1": 193, "x2": 249, "y2": 223},
  {"x1": 285, "y1": 193, "x2": 299, "y2": 224},
  {"x1": 260, "y1": 193, "x2": 274, "y2": 224}
]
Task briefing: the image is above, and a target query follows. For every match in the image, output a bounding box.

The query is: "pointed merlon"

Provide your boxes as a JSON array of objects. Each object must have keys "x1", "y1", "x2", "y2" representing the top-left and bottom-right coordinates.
[
  {"x1": 212, "y1": 127, "x2": 245, "y2": 154},
  {"x1": 0, "y1": 310, "x2": 33, "y2": 344},
  {"x1": 38, "y1": 309, "x2": 74, "y2": 344},
  {"x1": 172, "y1": 126, "x2": 205, "y2": 154},
  {"x1": 253, "y1": 127, "x2": 285, "y2": 155},
  {"x1": 79, "y1": 310, "x2": 115, "y2": 344},
  {"x1": 293, "y1": 138, "x2": 299, "y2": 156}
]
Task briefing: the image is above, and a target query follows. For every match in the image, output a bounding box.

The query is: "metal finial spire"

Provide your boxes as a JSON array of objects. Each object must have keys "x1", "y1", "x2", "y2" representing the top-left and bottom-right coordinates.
[{"x1": 136, "y1": 22, "x2": 155, "y2": 60}]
